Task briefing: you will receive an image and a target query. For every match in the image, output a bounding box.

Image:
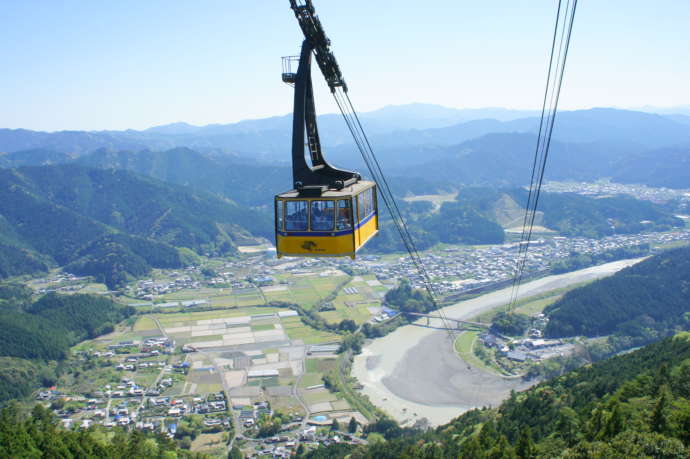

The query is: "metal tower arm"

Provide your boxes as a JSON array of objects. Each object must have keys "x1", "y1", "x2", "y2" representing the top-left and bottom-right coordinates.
[
  {"x1": 289, "y1": 0, "x2": 347, "y2": 93},
  {"x1": 284, "y1": 0, "x2": 358, "y2": 193}
]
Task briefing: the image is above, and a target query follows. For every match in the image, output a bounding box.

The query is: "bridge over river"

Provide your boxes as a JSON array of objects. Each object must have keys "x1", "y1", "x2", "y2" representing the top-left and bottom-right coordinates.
[
  {"x1": 352, "y1": 258, "x2": 645, "y2": 427},
  {"x1": 404, "y1": 312, "x2": 489, "y2": 329}
]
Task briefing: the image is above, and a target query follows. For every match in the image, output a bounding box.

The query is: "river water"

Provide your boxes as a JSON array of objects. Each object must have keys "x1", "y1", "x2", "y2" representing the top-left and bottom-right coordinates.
[{"x1": 351, "y1": 258, "x2": 644, "y2": 426}]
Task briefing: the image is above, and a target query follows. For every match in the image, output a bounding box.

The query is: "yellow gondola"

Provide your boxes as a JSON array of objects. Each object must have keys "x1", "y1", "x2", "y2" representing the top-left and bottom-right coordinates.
[
  {"x1": 275, "y1": 181, "x2": 378, "y2": 258},
  {"x1": 275, "y1": 0, "x2": 378, "y2": 259}
]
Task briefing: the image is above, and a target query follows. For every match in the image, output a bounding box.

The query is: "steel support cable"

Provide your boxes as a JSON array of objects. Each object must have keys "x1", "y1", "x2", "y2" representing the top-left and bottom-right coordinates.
[
  {"x1": 331, "y1": 88, "x2": 456, "y2": 338},
  {"x1": 335, "y1": 96, "x2": 432, "y2": 300},
  {"x1": 331, "y1": 91, "x2": 420, "y2": 285},
  {"x1": 508, "y1": 0, "x2": 567, "y2": 309},
  {"x1": 331, "y1": 90, "x2": 454, "y2": 333},
  {"x1": 520, "y1": 0, "x2": 575, "y2": 271},
  {"x1": 508, "y1": 0, "x2": 577, "y2": 311},
  {"x1": 510, "y1": 0, "x2": 576, "y2": 310},
  {"x1": 523, "y1": 0, "x2": 577, "y2": 252},
  {"x1": 508, "y1": 0, "x2": 565, "y2": 309},
  {"x1": 342, "y1": 91, "x2": 448, "y2": 307},
  {"x1": 508, "y1": 0, "x2": 566, "y2": 308}
]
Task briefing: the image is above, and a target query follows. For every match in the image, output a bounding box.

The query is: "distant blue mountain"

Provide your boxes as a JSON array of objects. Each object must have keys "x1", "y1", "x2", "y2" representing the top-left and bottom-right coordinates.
[
  {"x1": 613, "y1": 146, "x2": 690, "y2": 189},
  {"x1": 664, "y1": 114, "x2": 690, "y2": 126},
  {"x1": 8, "y1": 105, "x2": 687, "y2": 157},
  {"x1": 3, "y1": 105, "x2": 690, "y2": 190}
]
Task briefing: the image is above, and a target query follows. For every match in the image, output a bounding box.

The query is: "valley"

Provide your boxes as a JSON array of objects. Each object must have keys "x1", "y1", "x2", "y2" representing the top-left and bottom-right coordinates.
[
  {"x1": 1, "y1": 154, "x2": 688, "y2": 458},
  {"x1": 3, "y1": 0, "x2": 690, "y2": 456},
  {"x1": 351, "y1": 258, "x2": 644, "y2": 426},
  {"x1": 5, "y1": 219, "x2": 688, "y2": 456}
]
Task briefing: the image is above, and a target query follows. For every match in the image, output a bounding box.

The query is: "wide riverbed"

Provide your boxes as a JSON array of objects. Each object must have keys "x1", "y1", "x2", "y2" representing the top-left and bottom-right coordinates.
[{"x1": 352, "y1": 258, "x2": 643, "y2": 426}]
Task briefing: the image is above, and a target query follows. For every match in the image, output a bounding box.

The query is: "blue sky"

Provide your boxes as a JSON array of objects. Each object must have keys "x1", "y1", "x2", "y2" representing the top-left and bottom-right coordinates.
[{"x1": 2, "y1": 0, "x2": 689, "y2": 131}]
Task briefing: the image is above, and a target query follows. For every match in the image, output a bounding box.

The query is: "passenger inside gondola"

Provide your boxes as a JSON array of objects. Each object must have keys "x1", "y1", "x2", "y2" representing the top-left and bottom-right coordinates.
[
  {"x1": 336, "y1": 199, "x2": 352, "y2": 230},
  {"x1": 285, "y1": 200, "x2": 307, "y2": 231},
  {"x1": 311, "y1": 200, "x2": 335, "y2": 231}
]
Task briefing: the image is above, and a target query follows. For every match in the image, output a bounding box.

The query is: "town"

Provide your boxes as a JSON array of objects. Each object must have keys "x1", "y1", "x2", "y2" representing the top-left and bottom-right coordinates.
[{"x1": 21, "y1": 216, "x2": 690, "y2": 457}]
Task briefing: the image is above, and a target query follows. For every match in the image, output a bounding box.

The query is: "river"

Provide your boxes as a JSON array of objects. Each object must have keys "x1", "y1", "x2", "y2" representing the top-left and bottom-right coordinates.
[{"x1": 351, "y1": 258, "x2": 644, "y2": 426}]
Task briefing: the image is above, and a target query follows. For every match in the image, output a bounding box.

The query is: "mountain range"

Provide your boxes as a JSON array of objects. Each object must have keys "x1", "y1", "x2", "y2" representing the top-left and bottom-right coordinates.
[
  {"x1": 2, "y1": 105, "x2": 690, "y2": 191},
  {"x1": 1, "y1": 105, "x2": 688, "y2": 158},
  {"x1": 0, "y1": 164, "x2": 270, "y2": 287},
  {"x1": 1, "y1": 104, "x2": 689, "y2": 287}
]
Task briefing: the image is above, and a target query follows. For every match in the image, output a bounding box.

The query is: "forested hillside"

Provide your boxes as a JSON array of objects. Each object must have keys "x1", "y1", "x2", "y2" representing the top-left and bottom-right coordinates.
[
  {"x1": 0, "y1": 164, "x2": 270, "y2": 287},
  {"x1": 544, "y1": 246, "x2": 690, "y2": 341},
  {"x1": 456, "y1": 187, "x2": 682, "y2": 237},
  {"x1": 78, "y1": 147, "x2": 290, "y2": 207},
  {"x1": 411, "y1": 132, "x2": 690, "y2": 190},
  {"x1": 613, "y1": 146, "x2": 690, "y2": 189},
  {"x1": 507, "y1": 189, "x2": 683, "y2": 237},
  {"x1": 304, "y1": 334, "x2": 690, "y2": 458},
  {"x1": 366, "y1": 198, "x2": 506, "y2": 252},
  {"x1": 0, "y1": 287, "x2": 133, "y2": 403},
  {"x1": 0, "y1": 148, "x2": 75, "y2": 167},
  {"x1": 0, "y1": 404, "x2": 199, "y2": 458},
  {"x1": 366, "y1": 186, "x2": 681, "y2": 253}
]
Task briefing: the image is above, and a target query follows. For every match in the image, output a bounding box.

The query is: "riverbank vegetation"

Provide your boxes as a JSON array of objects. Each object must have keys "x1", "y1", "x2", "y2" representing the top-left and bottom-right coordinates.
[
  {"x1": 303, "y1": 334, "x2": 690, "y2": 458},
  {"x1": 545, "y1": 246, "x2": 690, "y2": 359}
]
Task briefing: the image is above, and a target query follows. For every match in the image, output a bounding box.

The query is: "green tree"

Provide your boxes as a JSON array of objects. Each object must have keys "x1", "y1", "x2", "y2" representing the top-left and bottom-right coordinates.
[
  {"x1": 228, "y1": 445, "x2": 243, "y2": 459},
  {"x1": 384, "y1": 279, "x2": 434, "y2": 314},
  {"x1": 491, "y1": 312, "x2": 530, "y2": 336},
  {"x1": 478, "y1": 420, "x2": 498, "y2": 450},
  {"x1": 555, "y1": 407, "x2": 579, "y2": 446},
  {"x1": 651, "y1": 385, "x2": 671, "y2": 433},
  {"x1": 515, "y1": 427, "x2": 535, "y2": 459},
  {"x1": 338, "y1": 332, "x2": 364, "y2": 354},
  {"x1": 348, "y1": 416, "x2": 358, "y2": 434},
  {"x1": 338, "y1": 319, "x2": 357, "y2": 332},
  {"x1": 459, "y1": 436, "x2": 484, "y2": 459},
  {"x1": 487, "y1": 435, "x2": 516, "y2": 459},
  {"x1": 602, "y1": 401, "x2": 624, "y2": 439}
]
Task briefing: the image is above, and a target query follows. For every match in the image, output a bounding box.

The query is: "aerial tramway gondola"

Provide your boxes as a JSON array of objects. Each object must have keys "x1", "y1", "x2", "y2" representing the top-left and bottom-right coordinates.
[{"x1": 274, "y1": 0, "x2": 378, "y2": 258}]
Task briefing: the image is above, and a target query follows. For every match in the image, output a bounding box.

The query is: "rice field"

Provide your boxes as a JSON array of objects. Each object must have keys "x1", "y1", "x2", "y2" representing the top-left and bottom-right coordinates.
[
  {"x1": 282, "y1": 317, "x2": 340, "y2": 344},
  {"x1": 153, "y1": 306, "x2": 289, "y2": 326},
  {"x1": 132, "y1": 316, "x2": 159, "y2": 331}
]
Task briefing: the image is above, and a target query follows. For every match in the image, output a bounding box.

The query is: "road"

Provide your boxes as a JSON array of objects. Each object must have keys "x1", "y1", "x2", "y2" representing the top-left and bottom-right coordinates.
[
  {"x1": 152, "y1": 316, "x2": 168, "y2": 339},
  {"x1": 134, "y1": 360, "x2": 170, "y2": 425},
  {"x1": 202, "y1": 349, "x2": 237, "y2": 452},
  {"x1": 351, "y1": 258, "x2": 644, "y2": 426},
  {"x1": 292, "y1": 345, "x2": 311, "y2": 429}
]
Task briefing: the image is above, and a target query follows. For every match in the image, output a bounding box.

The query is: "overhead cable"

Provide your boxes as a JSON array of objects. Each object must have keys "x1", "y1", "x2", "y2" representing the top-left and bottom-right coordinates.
[{"x1": 508, "y1": 0, "x2": 578, "y2": 311}]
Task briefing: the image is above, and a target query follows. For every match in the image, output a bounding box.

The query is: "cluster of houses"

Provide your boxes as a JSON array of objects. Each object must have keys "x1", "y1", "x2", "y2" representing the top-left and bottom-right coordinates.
[
  {"x1": 31, "y1": 272, "x2": 92, "y2": 295},
  {"x1": 248, "y1": 275, "x2": 274, "y2": 287},
  {"x1": 371, "y1": 306, "x2": 400, "y2": 323},
  {"x1": 129, "y1": 267, "x2": 203, "y2": 298},
  {"x1": 107, "y1": 378, "x2": 147, "y2": 398},
  {"x1": 239, "y1": 400, "x2": 273, "y2": 428},
  {"x1": 528, "y1": 314, "x2": 550, "y2": 338},
  {"x1": 542, "y1": 180, "x2": 690, "y2": 205},
  {"x1": 480, "y1": 331, "x2": 566, "y2": 363},
  {"x1": 141, "y1": 337, "x2": 175, "y2": 353},
  {"x1": 247, "y1": 425, "x2": 363, "y2": 459},
  {"x1": 47, "y1": 386, "x2": 232, "y2": 434},
  {"x1": 143, "y1": 393, "x2": 227, "y2": 419},
  {"x1": 341, "y1": 228, "x2": 690, "y2": 295},
  {"x1": 105, "y1": 337, "x2": 173, "y2": 357}
]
